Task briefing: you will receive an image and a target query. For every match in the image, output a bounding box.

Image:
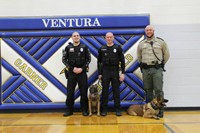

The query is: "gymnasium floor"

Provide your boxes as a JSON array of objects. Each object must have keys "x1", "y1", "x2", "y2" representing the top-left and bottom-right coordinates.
[{"x1": 0, "y1": 111, "x2": 200, "y2": 133}]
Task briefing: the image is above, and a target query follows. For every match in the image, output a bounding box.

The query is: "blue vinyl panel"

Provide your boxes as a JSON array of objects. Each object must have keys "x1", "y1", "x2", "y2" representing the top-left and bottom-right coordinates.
[
  {"x1": 10, "y1": 94, "x2": 24, "y2": 103},
  {"x1": 24, "y1": 38, "x2": 40, "y2": 51},
  {"x1": 15, "y1": 89, "x2": 33, "y2": 103},
  {"x1": 28, "y1": 38, "x2": 49, "y2": 55},
  {"x1": 19, "y1": 85, "x2": 43, "y2": 103},
  {"x1": 38, "y1": 37, "x2": 68, "y2": 64},
  {"x1": 24, "y1": 81, "x2": 51, "y2": 102},
  {"x1": 3, "y1": 76, "x2": 26, "y2": 101},
  {"x1": 33, "y1": 38, "x2": 60, "y2": 60},
  {"x1": 18, "y1": 38, "x2": 31, "y2": 47}
]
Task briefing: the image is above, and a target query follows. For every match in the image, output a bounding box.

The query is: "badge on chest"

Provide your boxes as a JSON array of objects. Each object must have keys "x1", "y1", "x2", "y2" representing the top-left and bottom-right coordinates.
[{"x1": 69, "y1": 47, "x2": 84, "y2": 53}]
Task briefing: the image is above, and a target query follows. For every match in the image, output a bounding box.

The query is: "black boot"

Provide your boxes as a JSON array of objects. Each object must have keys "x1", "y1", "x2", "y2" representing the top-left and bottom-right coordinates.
[
  {"x1": 116, "y1": 108, "x2": 122, "y2": 116},
  {"x1": 100, "y1": 109, "x2": 107, "y2": 116},
  {"x1": 82, "y1": 109, "x2": 89, "y2": 116},
  {"x1": 63, "y1": 109, "x2": 73, "y2": 117}
]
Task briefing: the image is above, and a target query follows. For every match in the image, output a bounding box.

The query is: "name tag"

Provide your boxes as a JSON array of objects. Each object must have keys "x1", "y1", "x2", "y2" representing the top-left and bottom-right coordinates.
[{"x1": 69, "y1": 48, "x2": 74, "y2": 52}]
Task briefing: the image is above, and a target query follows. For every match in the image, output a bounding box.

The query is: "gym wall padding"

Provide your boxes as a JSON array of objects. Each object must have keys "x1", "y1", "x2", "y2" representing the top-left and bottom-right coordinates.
[{"x1": 0, "y1": 15, "x2": 149, "y2": 110}]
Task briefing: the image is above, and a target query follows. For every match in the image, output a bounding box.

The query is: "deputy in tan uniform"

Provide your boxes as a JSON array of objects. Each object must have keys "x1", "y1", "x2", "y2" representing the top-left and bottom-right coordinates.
[{"x1": 137, "y1": 25, "x2": 170, "y2": 118}]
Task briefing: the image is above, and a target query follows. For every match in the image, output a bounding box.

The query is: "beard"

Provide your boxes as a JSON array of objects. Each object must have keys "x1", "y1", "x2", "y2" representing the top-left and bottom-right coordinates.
[{"x1": 146, "y1": 33, "x2": 154, "y2": 39}]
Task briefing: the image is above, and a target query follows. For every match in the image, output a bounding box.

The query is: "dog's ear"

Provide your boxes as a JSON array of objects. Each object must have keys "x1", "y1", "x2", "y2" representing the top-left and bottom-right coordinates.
[
  {"x1": 157, "y1": 96, "x2": 161, "y2": 100},
  {"x1": 157, "y1": 96, "x2": 164, "y2": 100},
  {"x1": 89, "y1": 86, "x2": 92, "y2": 93},
  {"x1": 152, "y1": 97, "x2": 158, "y2": 104}
]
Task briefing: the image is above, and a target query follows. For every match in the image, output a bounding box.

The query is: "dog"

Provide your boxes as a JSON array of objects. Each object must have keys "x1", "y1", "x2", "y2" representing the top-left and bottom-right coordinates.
[
  {"x1": 88, "y1": 84, "x2": 100, "y2": 116},
  {"x1": 127, "y1": 97, "x2": 168, "y2": 120}
]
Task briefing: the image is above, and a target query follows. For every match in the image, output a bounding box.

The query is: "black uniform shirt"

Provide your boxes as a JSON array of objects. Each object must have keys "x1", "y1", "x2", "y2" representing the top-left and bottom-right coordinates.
[
  {"x1": 62, "y1": 43, "x2": 91, "y2": 71},
  {"x1": 97, "y1": 44, "x2": 125, "y2": 74}
]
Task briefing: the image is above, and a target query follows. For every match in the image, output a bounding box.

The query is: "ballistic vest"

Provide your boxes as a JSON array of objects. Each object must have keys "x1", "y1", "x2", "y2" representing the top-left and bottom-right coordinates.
[
  {"x1": 67, "y1": 44, "x2": 87, "y2": 67},
  {"x1": 100, "y1": 45, "x2": 120, "y2": 66}
]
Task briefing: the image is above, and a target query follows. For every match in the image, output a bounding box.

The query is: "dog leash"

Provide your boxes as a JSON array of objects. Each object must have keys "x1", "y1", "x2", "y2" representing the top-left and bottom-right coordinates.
[{"x1": 96, "y1": 79, "x2": 102, "y2": 94}]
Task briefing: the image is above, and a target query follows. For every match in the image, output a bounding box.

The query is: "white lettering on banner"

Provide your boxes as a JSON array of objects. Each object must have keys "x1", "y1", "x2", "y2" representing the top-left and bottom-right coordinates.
[{"x1": 42, "y1": 18, "x2": 101, "y2": 28}]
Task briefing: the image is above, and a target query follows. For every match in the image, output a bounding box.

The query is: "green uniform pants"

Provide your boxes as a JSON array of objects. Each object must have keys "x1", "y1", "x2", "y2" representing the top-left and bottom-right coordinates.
[{"x1": 142, "y1": 67, "x2": 164, "y2": 102}]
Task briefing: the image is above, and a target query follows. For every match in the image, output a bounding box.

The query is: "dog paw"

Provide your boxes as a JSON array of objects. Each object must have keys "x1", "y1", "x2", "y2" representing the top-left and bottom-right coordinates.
[
  {"x1": 156, "y1": 117, "x2": 160, "y2": 120},
  {"x1": 89, "y1": 113, "x2": 92, "y2": 116}
]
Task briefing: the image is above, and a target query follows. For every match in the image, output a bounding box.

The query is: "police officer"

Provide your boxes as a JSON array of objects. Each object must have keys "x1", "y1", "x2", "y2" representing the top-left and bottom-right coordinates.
[
  {"x1": 137, "y1": 25, "x2": 170, "y2": 118},
  {"x1": 98, "y1": 32, "x2": 125, "y2": 116},
  {"x1": 62, "y1": 32, "x2": 91, "y2": 116}
]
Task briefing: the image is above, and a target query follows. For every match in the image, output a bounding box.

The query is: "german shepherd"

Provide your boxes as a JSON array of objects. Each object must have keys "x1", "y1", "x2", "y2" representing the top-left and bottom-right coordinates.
[
  {"x1": 127, "y1": 97, "x2": 168, "y2": 119},
  {"x1": 88, "y1": 84, "x2": 100, "y2": 116}
]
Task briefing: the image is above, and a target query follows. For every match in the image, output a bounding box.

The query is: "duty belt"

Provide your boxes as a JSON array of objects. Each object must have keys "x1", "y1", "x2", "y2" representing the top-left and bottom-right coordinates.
[
  {"x1": 141, "y1": 63, "x2": 162, "y2": 69},
  {"x1": 103, "y1": 65, "x2": 119, "y2": 69}
]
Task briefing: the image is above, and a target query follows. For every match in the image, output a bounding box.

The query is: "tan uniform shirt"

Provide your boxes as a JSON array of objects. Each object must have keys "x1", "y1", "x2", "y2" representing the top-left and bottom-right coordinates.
[{"x1": 137, "y1": 36, "x2": 170, "y2": 65}]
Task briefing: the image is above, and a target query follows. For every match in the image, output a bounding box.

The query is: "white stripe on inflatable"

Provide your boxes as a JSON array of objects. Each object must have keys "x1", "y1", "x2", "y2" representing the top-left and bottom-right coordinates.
[
  {"x1": 1, "y1": 40, "x2": 66, "y2": 102},
  {"x1": 124, "y1": 36, "x2": 144, "y2": 80},
  {"x1": 1, "y1": 67, "x2": 12, "y2": 85},
  {"x1": 43, "y1": 38, "x2": 73, "y2": 87}
]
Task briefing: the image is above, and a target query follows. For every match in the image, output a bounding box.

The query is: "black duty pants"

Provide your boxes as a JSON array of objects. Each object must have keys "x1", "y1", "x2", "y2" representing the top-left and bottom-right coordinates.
[
  {"x1": 101, "y1": 67, "x2": 120, "y2": 111},
  {"x1": 66, "y1": 70, "x2": 88, "y2": 111}
]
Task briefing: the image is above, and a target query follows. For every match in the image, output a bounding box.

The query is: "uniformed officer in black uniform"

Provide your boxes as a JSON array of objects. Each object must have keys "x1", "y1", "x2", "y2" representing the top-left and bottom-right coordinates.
[
  {"x1": 62, "y1": 32, "x2": 91, "y2": 116},
  {"x1": 98, "y1": 32, "x2": 125, "y2": 116}
]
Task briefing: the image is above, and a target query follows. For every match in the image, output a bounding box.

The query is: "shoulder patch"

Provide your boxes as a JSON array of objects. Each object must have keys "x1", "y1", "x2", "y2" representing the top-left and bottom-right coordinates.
[
  {"x1": 80, "y1": 43, "x2": 86, "y2": 48},
  {"x1": 140, "y1": 38, "x2": 146, "y2": 43},
  {"x1": 156, "y1": 37, "x2": 164, "y2": 41},
  {"x1": 67, "y1": 42, "x2": 73, "y2": 48},
  {"x1": 113, "y1": 44, "x2": 119, "y2": 48},
  {"x1": 102, "y1": 45, "x2": 107, "y2": 49},
  {"x1": 67, "y1": 44, "x2": 73, "y2": 48}
]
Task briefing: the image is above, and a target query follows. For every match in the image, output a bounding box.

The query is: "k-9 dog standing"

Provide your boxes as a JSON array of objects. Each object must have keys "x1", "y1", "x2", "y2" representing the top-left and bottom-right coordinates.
[{"x1": 137, "y1": 25, "x2": 170, "y2": 118}]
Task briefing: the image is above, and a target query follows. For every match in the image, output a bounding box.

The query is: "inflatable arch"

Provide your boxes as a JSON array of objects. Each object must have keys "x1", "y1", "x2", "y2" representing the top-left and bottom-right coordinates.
[{"x1": 0, "y1": 15, "x2": 149, "y2": 110}]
